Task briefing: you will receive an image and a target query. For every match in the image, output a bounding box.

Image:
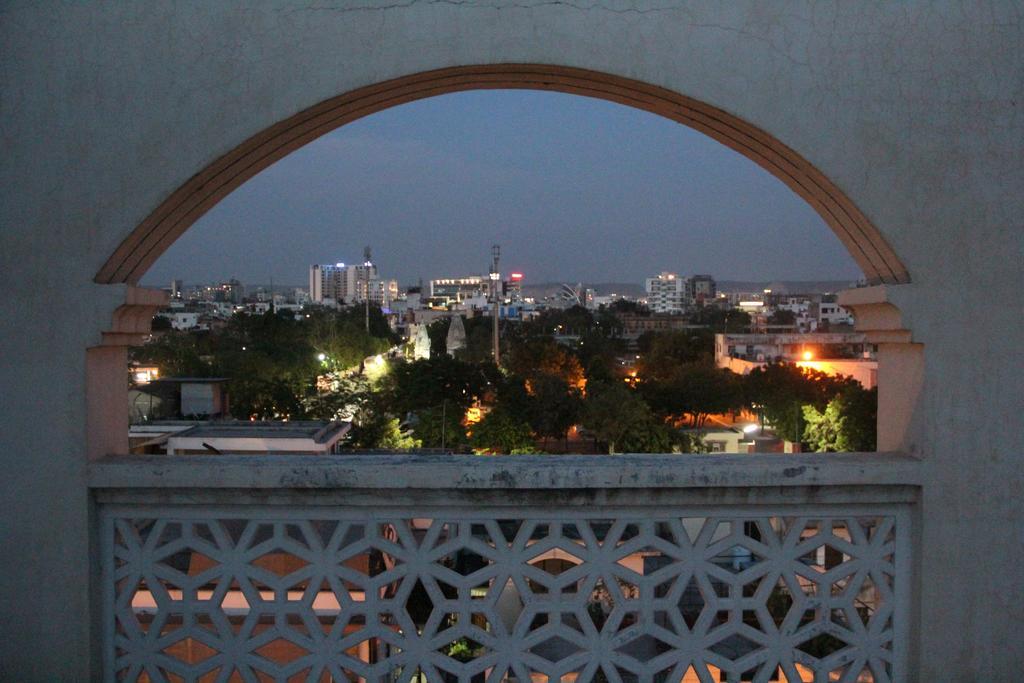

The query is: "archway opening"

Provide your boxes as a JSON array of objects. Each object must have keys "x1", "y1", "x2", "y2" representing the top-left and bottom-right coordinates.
[{"x1": 101, "y1": 72, "x2": 921, "y2": 458}]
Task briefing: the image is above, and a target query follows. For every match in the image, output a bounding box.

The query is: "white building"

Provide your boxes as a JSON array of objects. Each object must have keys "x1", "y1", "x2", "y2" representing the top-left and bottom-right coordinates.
[
  {"x1": 812, "y1": 300, "x2": 854, "y2": 329},
  {"x1": 644, "y1": 272, "x2": 686, "y2": 314},
  {"x1": 309, "y1": 262, "x2": 396, "y2": 307},
  {"x1": 430, "y1": 276, "x2": 490, "y2": 305},
  {"x1": 163, "y1": 311, "x2": 199, "y2": 330},
  {"x1": 166, "y1": 421, "x2": 351, "y2": 455}
]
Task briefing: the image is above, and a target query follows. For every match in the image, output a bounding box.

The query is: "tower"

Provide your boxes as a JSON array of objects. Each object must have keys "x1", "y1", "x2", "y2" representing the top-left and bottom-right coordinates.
[{"x1": 490, "y1": 244, "x2": 501, "y2": 364}]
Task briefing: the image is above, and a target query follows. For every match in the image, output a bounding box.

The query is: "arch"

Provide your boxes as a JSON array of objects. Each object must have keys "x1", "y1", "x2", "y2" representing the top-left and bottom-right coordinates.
[{"x1": 95, "y1": 64, "x2": 910, "y2": 286}]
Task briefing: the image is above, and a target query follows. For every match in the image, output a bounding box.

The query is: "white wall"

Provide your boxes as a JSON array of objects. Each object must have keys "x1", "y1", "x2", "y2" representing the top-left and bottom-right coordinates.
[{"x1": 1, "y1": 3, "x2": 1022, "y2": 678}]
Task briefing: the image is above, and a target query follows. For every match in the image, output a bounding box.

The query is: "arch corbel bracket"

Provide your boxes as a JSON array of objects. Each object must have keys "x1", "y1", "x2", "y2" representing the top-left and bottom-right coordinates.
[
  {"x1": 839, "y1": 285, "x2": 922, "y2": 453},
  {"x1": 100, "y1": 286, "x2": 169, "y2": 347},
  {"x1": 837, "y1": 285, "x2": 912, "y2": 343}
]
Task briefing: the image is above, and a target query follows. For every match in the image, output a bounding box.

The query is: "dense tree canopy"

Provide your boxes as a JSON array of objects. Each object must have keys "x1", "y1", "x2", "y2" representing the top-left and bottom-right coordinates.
[
  {"x1": 134, "y1": 303, "x2": 876, "y2": 454},
  {"x1": 803, "y1": 385, "x2": 877, "y2": 452}
]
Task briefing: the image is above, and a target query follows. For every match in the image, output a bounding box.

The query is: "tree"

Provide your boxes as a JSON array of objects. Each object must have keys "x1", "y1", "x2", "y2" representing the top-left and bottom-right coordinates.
[
  {"x1": 582, "y1": 382, "x2": 675, "y2": 453},
  {"x1": 608, "y1": 299, "x2": 648, "y2": 315},
  {"x1": 690, "y1": 307, "x2": 751, "y2": 333},
  {"x1": 744, "y1": 362, "x2": 852, "y2": 443},
  {"x1": 768, "y1": 309, "x2": 797, "y2": 326},
  {"x1": 411, "y1": 404, "x2": 467, "y2": 449},
  {"x1": 527, "y1": 375, "x2": 582, "y2": 447},
  {"x1": 150, "y1": 315, "x2": 172, "y2": 331},
  {"x1": 307, "y1": 308, "x2": 391, "y2": 372},
  {"x1": 381, "y1": 357, "x2": 494, "y2": 416},
  {"x1": 470, "y1": 408, "x2": 536, "y2": 454},
  {"x1": 348, "y1": 412, "x2": 420, "y2": 449},
  {"x1": 802, "y1": 385, "x2": 877, "y2": 452},
  {"x1": 636, "y1": 331, "x2": 714, "y2": 380},
  {"x1": 505, "y1": 337, "x2": 585, "y2": 389},
  {"x1": 641, "y1": 363, "x2": 744, "y2": 427},
  {"x1": 131, "y1": 329, "x2": 210, "y2": 377}
]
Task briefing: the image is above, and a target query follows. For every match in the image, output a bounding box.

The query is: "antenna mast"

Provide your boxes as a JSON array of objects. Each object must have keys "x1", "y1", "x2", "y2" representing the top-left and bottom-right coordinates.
[
  {"x1": 490, "y1": 244, "x2": 501, "y2": 365},
  {"x1": 363, "y1": 246, "x2": 372, "y2": 334}
]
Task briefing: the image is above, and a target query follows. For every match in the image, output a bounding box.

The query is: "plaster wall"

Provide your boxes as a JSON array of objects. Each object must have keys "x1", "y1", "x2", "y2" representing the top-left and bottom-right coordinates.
[{"x1": 1, "y1": 2, "x2": 1022, "y2": 679}]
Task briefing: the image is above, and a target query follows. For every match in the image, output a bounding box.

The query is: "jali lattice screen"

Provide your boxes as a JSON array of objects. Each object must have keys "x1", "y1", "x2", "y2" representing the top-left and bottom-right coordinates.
[{"x1": 102, "y1": 506, "x2": 908, "y2": 682}]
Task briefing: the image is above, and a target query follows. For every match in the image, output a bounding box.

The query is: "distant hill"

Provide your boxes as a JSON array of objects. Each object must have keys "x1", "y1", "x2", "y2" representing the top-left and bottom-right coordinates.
[
  {"x1": 521, "y1": 279, "x2": 860, "y2": 299},
  {"x1": 716, "y1": 280, "x2": 862, "y2": 294}
]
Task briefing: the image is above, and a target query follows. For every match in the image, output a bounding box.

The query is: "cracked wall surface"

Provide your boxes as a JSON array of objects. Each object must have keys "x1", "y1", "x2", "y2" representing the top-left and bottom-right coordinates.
[{"x1": 1, "y1": 1, "x2": 1022, "y2": 678}]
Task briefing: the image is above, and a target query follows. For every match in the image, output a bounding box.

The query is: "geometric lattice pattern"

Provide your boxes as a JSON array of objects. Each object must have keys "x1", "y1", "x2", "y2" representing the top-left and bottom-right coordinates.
[{"x1": 103, "y1": 510, "x2": 906, "y2": 683}]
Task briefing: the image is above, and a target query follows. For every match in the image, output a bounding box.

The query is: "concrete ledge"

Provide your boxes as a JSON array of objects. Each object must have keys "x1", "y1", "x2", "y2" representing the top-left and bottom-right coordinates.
[{"x1": 89, "y1": 452, "x2": 921, "y2": 491}]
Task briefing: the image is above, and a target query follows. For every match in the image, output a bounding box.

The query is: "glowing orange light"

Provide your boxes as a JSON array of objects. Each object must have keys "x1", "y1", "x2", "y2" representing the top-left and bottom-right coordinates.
[{"x1": 802, "y1": 351, "x2": 814, "y2": 361}]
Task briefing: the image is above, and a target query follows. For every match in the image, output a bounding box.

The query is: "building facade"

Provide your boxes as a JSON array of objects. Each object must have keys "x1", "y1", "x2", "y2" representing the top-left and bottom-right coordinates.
[{"x1": 644, "y1": 272, "x2": 686, "y2": 313}]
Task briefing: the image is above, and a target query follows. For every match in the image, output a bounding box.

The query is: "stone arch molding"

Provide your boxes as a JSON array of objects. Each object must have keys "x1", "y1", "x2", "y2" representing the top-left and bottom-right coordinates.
[{"x1": 95, "y1": 64, "x2": 909, "y2": 286}]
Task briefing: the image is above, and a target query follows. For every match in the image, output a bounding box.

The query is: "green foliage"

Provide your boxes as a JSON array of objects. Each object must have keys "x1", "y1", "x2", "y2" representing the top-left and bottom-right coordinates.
[
  {"x1": 636, "y1": 331, "x2": 714, "y2": 379},
  {"x1": 504, "y1": 337, "x2": 584, "y2": 388},
  {"x1": 457, "y1": 315, "x2": 499, "y2": 363},
  {"x1": 349, "y1": 413, "x2": 420, "y2": 450},
  {"x1": 411, "y1": 404, "x2": 467, "y2": 449},
  {"x1": 745, "y1": 362, "x2": 856, "y2": 444},
  {"x1": 229, "y1": 377, "x2": 306, "y2": 420},
  {"x1": 131, "y1": 330, "x2": 210, "y2": 377},
  {"x1": 608, "y1": 299, "x2": 648, "y2": 315},
  {"x1": 427, "y1": 318, "x2": 450, "y2": 357},
  {"x1": 470, "y1": 407, "x2": 535, "y2": 454},
  {"x1": 641, "y1": 362, "x2": 744, "y2": 427},
  {"x1": 768, "y1": 309, "x2": 797, "y2": 326},
  {"x1": 527, "y1": 375, "x2": 583, "y2": 443},
  {"x1": 802, "y1": 385, "x2": 877, "y2": 452},
  {"x1": 135, "y1": 307, "x2": 397, "y2": 421},
  {"x1": 381, "y1": 357, "x2": 496, "y2": 415},
  {"x1": 690, "y1": 307, "x2": 751, "y2": 332},
  {"x1": 582, "y1": 382, "x2": 675, "y2": 454},
  {"x1": 306, "y1": 374, "x2": 373, "y2": 421},
  {"x1": 307, "y1": 307, "x2": 392, "y2": 371}
]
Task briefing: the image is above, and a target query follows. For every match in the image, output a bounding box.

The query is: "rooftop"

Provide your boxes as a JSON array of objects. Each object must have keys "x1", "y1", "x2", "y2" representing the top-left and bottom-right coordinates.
[{"x1": 173, "y1": 421, "x2": 350, "y2": 443}]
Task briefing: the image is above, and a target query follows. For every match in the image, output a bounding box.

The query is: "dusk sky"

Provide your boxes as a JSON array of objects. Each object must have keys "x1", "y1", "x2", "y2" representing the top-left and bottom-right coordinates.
[{"x1": 143, "y1": 90, "x2": 862, "y2": 288}]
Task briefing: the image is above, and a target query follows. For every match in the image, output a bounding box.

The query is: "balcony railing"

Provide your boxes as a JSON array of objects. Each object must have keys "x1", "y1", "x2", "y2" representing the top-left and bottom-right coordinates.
[{"x1": 91, "y1": 453, "x2": 917, "y2": 683}]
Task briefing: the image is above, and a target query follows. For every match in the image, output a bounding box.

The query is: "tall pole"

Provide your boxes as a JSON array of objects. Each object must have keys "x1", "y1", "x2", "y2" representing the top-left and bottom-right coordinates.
[
  {"x1": 490, "y1": 244, "x2": 500, "y2": 365},
  {"x1": 363, "y1": 246, "x2": 372, "y2": 334}
]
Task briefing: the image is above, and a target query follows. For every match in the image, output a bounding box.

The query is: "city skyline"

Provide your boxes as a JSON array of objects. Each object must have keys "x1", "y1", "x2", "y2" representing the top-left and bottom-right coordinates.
[{"x1": 142, "y1": 89, "x2": 863, "y2": 287}]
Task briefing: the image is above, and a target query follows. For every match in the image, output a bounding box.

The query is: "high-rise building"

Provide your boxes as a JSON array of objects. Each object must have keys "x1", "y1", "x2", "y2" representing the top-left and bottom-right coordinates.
[
  {"x1": 309, "y1": 262, "x2": 378, "y2": 304},
  {"x1": 687, "y1": 274, "x2": 717, "y2": 306},
  {"x1": 645, "y1": 272, "x2": 686, "y2": 314},
  {"x1": 358, "y1": 278, "x2": 399, "y2": 308}
]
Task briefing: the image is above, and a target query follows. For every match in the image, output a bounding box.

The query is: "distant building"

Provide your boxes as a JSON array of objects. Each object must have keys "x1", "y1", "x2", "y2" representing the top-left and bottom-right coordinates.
[
  {"x1": 617, "y1": 313, "x2": 705, "y2": 338},
  {"x1": 310, "y1": 262, "x2": 375, "y2": 303},
  {"x1": 687, "y1": 275, "x2": 717, "y2": 305},
  {"x1": 645, "y1": 272, "x2": 686, "y2": 314},
  {"x1": 310, "y1": 262, "x2": 396, "y2": 306},
  {"x1": 715, "y1": 332, "x2": 877, "y2": 388},
  {"x1": 811, "y1": 297, "x2": 854, "y2": 329},
  {"x1": 361, "y1": 278, "x2": 399, "y2": 308},
  {"x1": 430, "y1": 276, "x2": 490, "y2": 305},
  {"x1": 504, "y1": 272, "x2": 524, "y2": 303}
]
